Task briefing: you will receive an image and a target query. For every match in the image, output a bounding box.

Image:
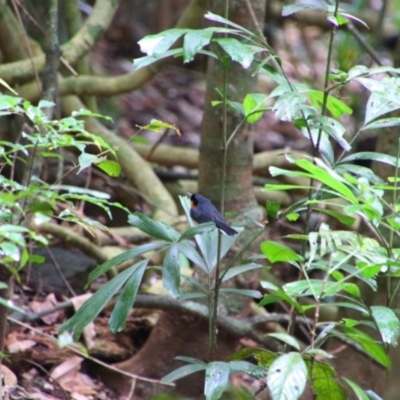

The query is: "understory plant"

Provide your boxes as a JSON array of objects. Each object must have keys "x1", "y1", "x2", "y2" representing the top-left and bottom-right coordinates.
[{"x1": 56, "y1": 5, "x2": 400, "y2": 400}]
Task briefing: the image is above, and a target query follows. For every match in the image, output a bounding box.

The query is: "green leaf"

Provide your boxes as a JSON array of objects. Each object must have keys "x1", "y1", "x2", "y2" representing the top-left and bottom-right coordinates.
[
  {"x1": 228, "y1": 361, "x2": 266, "y2": 378},
  {"x1": 179, "y1": 222, "x2": 216, "y2": 241},
  {"x1": 162, "y1": 363, "x2": 207, "y2": 383},
  {"x1": 338, "y1": 326, "x2": 391, "y2": 368},
  {"x1": 295, "y1": 159, "x2": 358, "y2": 203},
  {"x1": 96, "y1": 160, "x2": 121, "y2": 177},
  {"x1": 312, "y1": 361, "x2": 347, "y2": 400},
  {"x1": 78, "y1": 152, "x2": 98, "y2": 173},
  {"x1": 141, "y1": 119, "x2": 176, "y2": 132},
  {"x1": 204, "y1": 12, "x2": 253, "y2": 37},
  {"x1": 267, "y1": 352, "x2": 307, "y2": 400},
  {"x1": 60, "y1": 267, "x2": 139, "y2": 339},
  {"x1": 370, "y1": 306, "x2": 400, "y2": 346},
  {"x1": 339, "y1": 152, "x2": 400, "y2": 168},
  {"x1": 282, "y1": 4, "x2": 316, "y2": 16},
  {"x1": 0, "y1": 242, "x2": 20, "y2": 262},
  {"x1": 342, "y1": 378, "x2": 370, "y2": 400},
  {"x1": 204, "y1": 362, "x2": 230, "y2": 400},
  {"x1": 266, "y1": 200, "x2": 281, "y2": 219},
  {"x1": 261, "y1": 241, "x2": 303, "y2": 263},
  {"x1": 177, "y1": 240, "x2": 208, "y2": 273},
  {"x1": 183, "y1": 30, "x2": 213, "y2": 63},
  {"x1": 243, "y1": 93, "x2": 267, "y2": 123},
  {"x1": 284, "y1": 279, "x2": 344, "y2": 299},
  {"x1": 265, "y1": 333, "x2": 300, "y2": 351},
  {"x1": 362, "y1": 117, "x2": 400, "y2": 131},
  {"x1": 219, "y1": 288, "x2": 262, "y2": 298},
  {"x1": 109, "y1": 260, "x2": 148, "y2": 333},
  {"x1": 216, "y1": 38, "x2": 254, "y2": 69},
  {"x1": 133, "y1": 48, "x2": 182, "y2": 70},
  {"x1": 29, "y1": 201, "x2": 54, "y2": 215},
  {"x1": 87, "y1": 241, "x2": 167, "y2": 284},
  {"x1": 311, "y1": 115, "x2": 350, "y2": 151},
  {"x1": 260, "y1": 281, "x2": 303, "y2": 311},
  {"x1": 163, "y1": 244, "x2": 181, "y2": 298},
  {"x1": 308, "y1": 90, "x2": 352, "y2": 118},
  {"x1": 128, "y1": 212, "x2": 180, "y2": 242},
  {"x1": 222, "y1": 263, "x2": 266, "y2": 282},
  {"x1": 138, "y1": 29, "x2": 186, "y2": 56},
  {"x1": 314, "y1": 208, "x2": 356, "y2": 226}
]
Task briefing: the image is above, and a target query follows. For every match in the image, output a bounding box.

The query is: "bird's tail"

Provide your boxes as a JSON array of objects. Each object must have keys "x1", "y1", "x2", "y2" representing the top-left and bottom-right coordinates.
[{"x1": 215, "y1": 221, "x2": 238, "y2": 236}]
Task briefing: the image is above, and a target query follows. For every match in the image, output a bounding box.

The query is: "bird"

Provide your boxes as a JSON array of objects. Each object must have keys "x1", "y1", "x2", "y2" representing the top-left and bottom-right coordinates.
[{"x1": 188, "y1": 193, "x2": 238, "y2": 236}]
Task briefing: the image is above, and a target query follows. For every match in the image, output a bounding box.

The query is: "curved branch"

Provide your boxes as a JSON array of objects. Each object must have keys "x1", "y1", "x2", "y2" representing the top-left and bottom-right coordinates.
[
  {"x1": 0, "y1": 0, "x2": 120, "y2": 83},
  {"x1": 17, "y1": 0, "x2": 208, "y2": 101}
]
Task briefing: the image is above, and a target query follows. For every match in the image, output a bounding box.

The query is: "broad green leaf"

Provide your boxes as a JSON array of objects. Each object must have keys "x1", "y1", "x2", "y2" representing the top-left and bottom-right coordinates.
[
  {"x1": 308, "y1": 90, "x2": 352, "y2": 118},
  {"x1": 204, "y1": 11, "x2": 254, "y2": 37},
  {"x1": 138, "y1": 29, "x2": 186, "y2": 56},
  {"x1": 260, "y1": 281, "x2": 303, "y2": 311},
  {"x1": 222, "y1": 263, "x2": 265, "y2": 282},
  {"x1": 228, "y1": 361, "x2": 266, "y2": 378},
  {"x1": 141, "y1": 119, "x2": 176, "y2": 132},
  {"x1": 179, "y1": 222, "x2": 216, "y2": 241},
  {"x1": 227, "y1": 347, "x2": 276, "y2": 367},
  {"x1": 60, "y1": 267, "x2": 138, "y2": 339},
  {"x1": 284, "y1": 279, "x2": 343, "y2": 299},
  {"x1": 362, "y1": 117, "x2": 400, "y2": 131},
  {"x1": 312, "y1": 361, "x2": 347, "y2": 400},
  {"x1": 265, "y1": 333, "x2": 300, "y2": 351},
  {"x1": 133, "y1": 49, "x2": 182, "y2": 70},
  {"x1": 216, "y1": 38, "x2": 254, "y2": 69},
  {"x1": 266, "y1": 200, "x2": 281, "y2": 219},
  {"x1": 296, "y1": 159, "x2": 358, "y2": 203},
  {"x1": 183, "y1": 30, "x2": 213, "y2": 63},
  {"x1": 109, "y1": 260, "x2": 148, "y2": 333},
  {"x1": 204, "y1": 362, "x2": 230, "y2": 400},
  {"x1": 282, "y1": 4, "x2": 316, "y2": 16},
  {"x1": 338, "y1": 326, "x2": 391, "y2": 368},
  {"x1": 370, "y1": 306, "x2": 400, "y2": 346},
  {"x1": 342, "y1": 378, "x2": 370, "y2": 400},
  {"x1": 314, "y1": 208, "x2": 356, "y2": 226},
  {"x1": 261, "y1": 241, "x2": 303, "y2": 263},
  {"x1": 96, "y1": 160, "x2": 121, "y2": 177},
  {"x1": 78, "y1": 152, "x2": 98, "y2": 173},
  {"x1": 163, "y1": 244, "x2": 181, "y2": 298},
  {"x1": 310, "y1": 115, "x2": 350, "y2": 151},
  {"x1": 175, "y1": 356, "x2": 206, "y2": 365},
  {"x1": 335, "y1": 164, "x2": 383, "y2": 184},
  {"x1": 162, "y1": 363, "x2": 207, "y2": 383},
  {"x1": 267, "y1": 352, "x2": 307, "y2": 400},
  {"x1": 128, "y1": 212, "x2": 180, "y2": 242},
  {"x1": 87, "y1": 241, "x2": 167, "y2": 284},
  {"x1": 177, "y1": 240, "x2": 208, "y2": 273},
  {"x1": 177, "y1": 292, "x2": 208, "y2": 300},
  {"x1": 0, "y1": 79, "x2": 18, "y2": 94},
  {"x1": 0, "y1": 242, "x2": 20, "y2": 261},
  {"x1": 340, "y1": 152, "x2": 400, "y2": 169},
  {"x1": 243, "y1": 93, "x2": 267, "y2": 123},
  {"x1": 219, "y1": 288, "x2": 262, "y2": 298}
]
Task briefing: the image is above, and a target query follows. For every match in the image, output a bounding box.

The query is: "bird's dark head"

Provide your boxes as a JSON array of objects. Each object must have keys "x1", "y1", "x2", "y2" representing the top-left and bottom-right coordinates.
[{"x1": 187, "y1": 192, "x2": 199, "y2": 208}]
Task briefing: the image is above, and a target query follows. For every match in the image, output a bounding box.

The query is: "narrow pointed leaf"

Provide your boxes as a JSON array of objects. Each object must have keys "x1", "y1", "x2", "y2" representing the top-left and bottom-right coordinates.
[
  {"x1": 87, "y1": 241, "x2": 167, "y2": 284},
  {"x1": 109, "y1": 260, "x2": 148, "y2": 332},
  {"x1": 128, "y1": 212, "x2": 180, "y2": 241},
  {"x1": 162, "y1": 363, "x2": 207, "y2": 383},
  {"x1": 60, "y1": 267, "x2": 137, "y2": 339},
  {"x1": 163, "y1": 244, "x2": 181, "y2": 298}
]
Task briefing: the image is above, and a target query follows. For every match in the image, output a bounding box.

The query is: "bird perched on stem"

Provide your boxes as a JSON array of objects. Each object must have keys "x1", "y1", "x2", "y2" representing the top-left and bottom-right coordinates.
[{"x1": 188, "y1": 193, "x2": 238, "y2": 236}]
